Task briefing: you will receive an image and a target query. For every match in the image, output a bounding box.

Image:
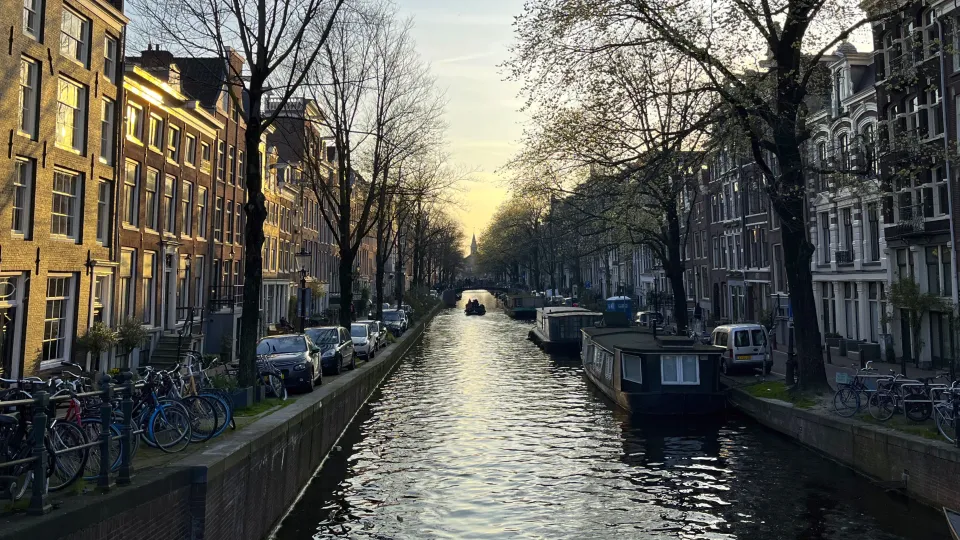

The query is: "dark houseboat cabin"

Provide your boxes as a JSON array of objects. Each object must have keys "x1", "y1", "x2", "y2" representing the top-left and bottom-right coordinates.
[
  {"x1": 580, "y1": 327, "x2": 726, "y2": 415},
  {"x1": 529, "y1": 307, "x2": 603, "y2": 352}
]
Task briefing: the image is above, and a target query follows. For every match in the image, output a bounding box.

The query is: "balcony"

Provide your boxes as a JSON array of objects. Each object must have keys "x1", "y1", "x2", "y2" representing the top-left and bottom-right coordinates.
[
  {"x1": 888, "y1": 204, "x2": 926, "y2": 239},
  {"x1": 209, "y1": 284, "x2": 244, "y2": 311},
  {"x1": 835, "y1": 250, "x2": 854, "y2": 265}
]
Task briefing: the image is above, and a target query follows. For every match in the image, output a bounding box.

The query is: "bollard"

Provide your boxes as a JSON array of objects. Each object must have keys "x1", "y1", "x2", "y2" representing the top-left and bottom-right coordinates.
[
  {"x1": 27, "y1": 391, "x2": 50, "y2": 515},
  {"x1": 98, "y1": 373, "x2": 113, "y2": 492},
  {"x1": 117, "y1": 370, "x2": 135, "y2": 485},
  {"x1": 954, "y1": 391, "x2": 959, "y2": 449}
]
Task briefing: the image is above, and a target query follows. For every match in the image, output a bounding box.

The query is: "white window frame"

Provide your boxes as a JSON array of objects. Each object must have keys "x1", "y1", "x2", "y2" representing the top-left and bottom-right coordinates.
[
  {"x1": 104, "y1": 35, "x2": 118, "y2": 83},
  {"x1": 164, "y1": 175, "x2": 176, "y2": 234},
  {"x1": 51, "y1": 168, "x2": 81, "y2": 240},
  {"x1": 621, "y1": 353, "x2": 643, "y2": 384},
  {"x1": 96, "y1": 178, "x2": 111, "y2": 246},
  {"x1": 100, "y1": 97, "x2": 115, "y2": 164},
  {"x1": 142, "y1": 251, "x2": 156, "y2": 325},
  {"x1": 60, "y1": 7, "x2": 90, "y2": 67},
  {"x1": 197, "y1": 186, "x2": 207, "y2": 239},
  {"x1": 23, "y1": 0, "x2": 42, "y2": 39},
  {"x1": 126, "y1": 103, "x2": 143, "y2": 143},
  {"x1": 661, "y1": 354, "x2": 700, "y2": 385},
  {"x1": 119, "y1": 249, "x2": 136, "y2": 321},
  {"x1": 144, "y1": 168, "x2": 160, "y2": 231},
  {"x1": 19, "y1": 57, "x2": 39, "y2": 139},
  {"x1": 148, "y1": 115, "x2": 164, "y2": 151},
  {"x1": 41, "y1": 274, "x2": 76, "y2": 370},
  {"x1": 167, "y1": 125, "x2": 181, "y2": 162},
  {"x1": 184, "y1": 134, "x2": 197, "y2": 167},
  {"x1": 123, "y1": 159, "x2": 140, "y2": 226},
  {"x1": 180, "y1": 180, "x2": 192, "y2": 237},
  {"x1": 12, "y1": 157, "x2": 34, "y2": 236},
  {"x1": 56, "y1": 77, "x2": 86, "y2": 153}
]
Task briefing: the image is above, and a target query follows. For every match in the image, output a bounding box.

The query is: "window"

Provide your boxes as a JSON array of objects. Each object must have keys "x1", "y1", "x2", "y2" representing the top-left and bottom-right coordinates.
[
  {"x1": 194, "y1": 255, "x2": 205, "y2": 307},
  {"x1": 177, "y1": 255, "x2": 190, "y2": 312},
  {"x1": 841, "y1": 207, "x2": 854, "y2": 252},
  {"x1": 621, "y1": 353, "x2": 643, "y2": 384},
  {"x1": 56, "y1": 77, "x2": 86, "y2": 152},
  {"x1": 167, "y1": 126, "x2": 181, "y2": 162},
  {"x1": 92, "y1": 273, "x2": 111, "y2": 324},
  {"x1": 142, "y1": 251, "x2": 156, "y2": 325},
  {"x1": 145, "y1": 168, "x2": 159, "y2": 230},
  {"x1": 197, "y1": 186, "x2": 208, "y2": 238},
  {"x1": 180, "y1": 180, "x2": 193, "y2": 237},
  {"x1": 214, "y1": 197, "x2": 223, "y2": 241},
  {"x1": 100, "y1": 98, "x2": 115, "y2": 164},
  {"x1": 96, "y1": 179, "x2": 111, "y2": 246},
  {"x1": 19, "y1": 57, "x2": 39, "y2": 138},
  {"x1": 163, "y1": 175, "x2": 176, "y2": 234},
  {"x1": 60, "y1": 8, "x2": 90, "y2": 66},
  {"x1": 12, "y1": 158, "x2": 34, "y2": 236},
  {"x1": 820, "y1": 212, "x2": 831, "y2": 263},
  {"x1": 661, "y1": 355, "x2": 700, "y2": 385},
  {"x1": 104, "y1": 36, "x2": 118, "y2": 83},
  {"x1": 868, "y1": 283, "x2": 883, "y2": 343},
  {"x1": 185, "y1": 135, "x2": 197, "y2": 166},
  {"x1": 844, "y1": 283, "x2": 859, "y2": 339},
  {"x1": 926, "y1": 245, "x2": 952, "y2": 297},
  {"x1": 126, "y1": 104, "x2": 143, "y2": 142},
  {"x1": 217, "y1": 140, "x2": 226, "y2": 181},
  {"x1": 42, "y1": 275, "x2": 75, "y2": 367},
  {"x1": 23, "y1": 0, "x2": 41, "y2": 39},
  {"x1": 148, "y1": 115, "x2": 163, "y2": 150},
  {"x1": 201, "y1": 141, "x2": 211, "y2": 169},
  {"x1": 228, "y1": 145, "x2": 236, "y2": 184},
  {"x1": 226, "y1": 200, "x2": 234, "y2": 243},
  {"x1": 837, "y1": 133, "x2": 849, "y2": 170},
  {"x1": 51, "y1": 169, "x2": 81, "y2": 240},
  {"x1": 821, "y1": 283, "x2": 835, "y2": 334},
  {"x1": 123, "y1": 160, "x2": 140, "y2": 226},
  {"x1": 238, "y1": 151, "x2": 245, "y2": 184},
  {"x1": 234, "y1": 202, "x2": 242, "y2": 244},
  {"x1": 119, "y1": 250, "x2": 135, "y2": 321}
]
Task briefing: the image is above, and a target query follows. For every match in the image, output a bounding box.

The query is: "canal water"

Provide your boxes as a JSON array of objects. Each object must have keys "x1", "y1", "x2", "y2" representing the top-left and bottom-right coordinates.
[{"x1": 273, "y1": 291, "x2": 949, "y2": 540}]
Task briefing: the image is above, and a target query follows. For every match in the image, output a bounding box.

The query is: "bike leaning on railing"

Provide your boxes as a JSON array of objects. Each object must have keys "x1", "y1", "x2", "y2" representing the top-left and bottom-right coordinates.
[{"x1": 833, "y1": 363, "x2": 879, "y2": 417}]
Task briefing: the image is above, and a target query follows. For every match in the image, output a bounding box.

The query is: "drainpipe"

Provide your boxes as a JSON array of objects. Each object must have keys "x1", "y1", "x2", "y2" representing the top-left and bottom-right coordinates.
[{"x1": 937, "y1": 15, "x2": 959, "y2": 307}]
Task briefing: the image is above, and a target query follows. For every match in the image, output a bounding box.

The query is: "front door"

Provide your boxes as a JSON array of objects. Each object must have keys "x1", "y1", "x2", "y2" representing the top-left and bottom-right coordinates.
[
  {"x1": 0, "y1": 307, "x2": 17, "y2": 377},
  {"x1": 900, "y1": 311, "x2": 913, "y2": 364}
]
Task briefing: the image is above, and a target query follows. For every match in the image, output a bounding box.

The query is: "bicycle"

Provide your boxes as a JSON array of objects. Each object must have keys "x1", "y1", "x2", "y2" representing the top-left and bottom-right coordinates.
[
  {"x1": 833, "y1": 363, "x2": 879, "y2": 417},
  {"x1": 933, "y1": 383, "x2": 960, "y2": 443}
]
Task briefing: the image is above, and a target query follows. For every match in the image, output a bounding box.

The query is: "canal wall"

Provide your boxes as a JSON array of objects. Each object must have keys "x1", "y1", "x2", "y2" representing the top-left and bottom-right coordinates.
[
  {"x1": 726, "y1": 384, "x2": 960, "y2": 510},
  {"x1": 0, "y1": 303, "x2": 444, "y2": 540}
]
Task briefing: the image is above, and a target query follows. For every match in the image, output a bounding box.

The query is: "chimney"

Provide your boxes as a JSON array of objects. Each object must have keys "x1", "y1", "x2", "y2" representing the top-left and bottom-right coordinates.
[
  {"x1": 137, "y1": 46, "x2": 182, "y2": 91},
  {"x1": 224, "y1": 47, "x2": 245, "y2": 82}
]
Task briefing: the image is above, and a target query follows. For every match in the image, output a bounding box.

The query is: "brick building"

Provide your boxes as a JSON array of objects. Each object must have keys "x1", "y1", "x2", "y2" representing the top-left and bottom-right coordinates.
[{"x1": 1, "y1": 0, "x2": 126, "y2": 377}]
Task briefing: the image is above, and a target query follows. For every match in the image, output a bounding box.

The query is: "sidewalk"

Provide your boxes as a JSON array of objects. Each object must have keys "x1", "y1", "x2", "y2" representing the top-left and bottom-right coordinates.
[{"x1": 769, "y1": 347, "x2": 948, "y2": 390}]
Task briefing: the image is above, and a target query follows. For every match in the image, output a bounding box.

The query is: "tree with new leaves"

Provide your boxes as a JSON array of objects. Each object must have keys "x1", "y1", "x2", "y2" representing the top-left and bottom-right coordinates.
[
  {"x1": 129, "y1": 0, "x2": 345, "y2": 387},
  {"x1": 509, "y1": 0, "x2": 899, "y2": 390}
]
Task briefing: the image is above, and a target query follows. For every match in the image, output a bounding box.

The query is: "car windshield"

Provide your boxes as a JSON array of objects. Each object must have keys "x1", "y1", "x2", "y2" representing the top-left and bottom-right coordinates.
[
  {"x1": 351, "y1": 325, "x2": 367, "y2": 337},
  {"x1": 306, "y1": 329, "x2": 338, "y2": 345},
  {"x1": 383, "y1": 311, "x2": 401, "y2": 321},
  {"x1": 256, "y1": 336, "x2": 306, "y2": 355}
]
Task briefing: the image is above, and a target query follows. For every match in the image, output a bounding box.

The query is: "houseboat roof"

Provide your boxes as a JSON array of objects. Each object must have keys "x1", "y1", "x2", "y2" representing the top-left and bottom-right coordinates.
[
  {"x1": 583, "y1": 327, "x2": 723, "y2": 354},
  {"x1": 539, "y1": 307, "x2": 603, "y2": 317}
]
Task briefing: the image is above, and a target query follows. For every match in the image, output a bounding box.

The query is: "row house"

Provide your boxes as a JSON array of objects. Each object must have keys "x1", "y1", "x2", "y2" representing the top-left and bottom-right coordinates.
[
  {"x1": 806, "y1": 44, "x2": 889, "y2": 350},
  {"x1": 0, "y1": 0, "x2": 126, "y2": 377}
]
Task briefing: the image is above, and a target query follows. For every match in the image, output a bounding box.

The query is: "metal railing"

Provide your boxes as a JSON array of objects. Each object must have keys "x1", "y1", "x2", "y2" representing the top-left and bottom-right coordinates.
[
  {"x1": 0, "y1": 372, "x2": 138, "y2": 515},
  {"x1": 895, "y1": 204, "x2": 926, "y2": 236},
  {"x1": 835, "y1": 250, "x2": 854, "y2": 265},
  {"x1": 209, "y1": 285, "x2": 243, "y2": 311}
]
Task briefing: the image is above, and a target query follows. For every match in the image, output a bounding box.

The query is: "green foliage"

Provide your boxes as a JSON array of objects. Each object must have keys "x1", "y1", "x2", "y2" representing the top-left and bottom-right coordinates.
[
  {"x1": 116, "y1": 318, "x2": 149, "y2": 354},
  {"x1": 745, "y1": 381, "x2": 816, "y2": 409},
  {"x1": 889, "y1": 278, "x2": 950, "y2": 361},
  {"x1": 76, "y1": 322, "x2": 118, "y2": 357},
  {"x1": 234, "y1": 397, "x2": 292, "y2": 417},
  {"x1": 209, "y1": 373, "x2": 238, "y2": 391}
]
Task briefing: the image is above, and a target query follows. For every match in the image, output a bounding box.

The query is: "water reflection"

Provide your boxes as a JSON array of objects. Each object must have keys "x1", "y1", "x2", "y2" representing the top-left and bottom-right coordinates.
[{"x1": 273, "y1": 291, "x2": 948, "y2": 540}]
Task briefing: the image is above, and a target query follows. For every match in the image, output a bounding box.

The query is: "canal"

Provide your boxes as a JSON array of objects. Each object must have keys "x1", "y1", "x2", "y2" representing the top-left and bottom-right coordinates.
[{"x1": 274, "y1": 291, "x2": 950, "y2": 540}]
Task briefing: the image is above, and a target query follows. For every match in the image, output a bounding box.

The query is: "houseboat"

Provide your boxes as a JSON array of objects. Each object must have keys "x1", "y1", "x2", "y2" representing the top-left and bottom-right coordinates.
[
  {"x1": 580, "y1": 326, "x2": 726, "y2": 415},
  {"x1": 529, "y1": 307, "x2": 603, "y2": 353},
  {"x1": 503, "y1": 294, "x2": 544, "y2": 320}
]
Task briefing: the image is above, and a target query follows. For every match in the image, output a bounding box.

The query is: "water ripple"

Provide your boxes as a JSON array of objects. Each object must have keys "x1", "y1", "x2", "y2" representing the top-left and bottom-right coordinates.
[{"x1": 274, "y1": 291, "x2": 949, "y2": 540}]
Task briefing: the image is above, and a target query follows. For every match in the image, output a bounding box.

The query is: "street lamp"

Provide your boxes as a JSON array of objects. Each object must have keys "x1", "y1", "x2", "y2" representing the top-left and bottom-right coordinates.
[{"x1": 295, "y1": 249, "x2": 311, "y2": 333}]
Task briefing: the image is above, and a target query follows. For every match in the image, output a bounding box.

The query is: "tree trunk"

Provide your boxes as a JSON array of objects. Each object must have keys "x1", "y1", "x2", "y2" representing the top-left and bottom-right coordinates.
[
  {"x1": 338, "y1": 253, "x2": 353, "y2": 328},
  {"x1": 237, "y1": 102, "x2": 268, "y2": 389},
  {"x1": 665, "y1": 207, "x2": 689, "y2": 334}
]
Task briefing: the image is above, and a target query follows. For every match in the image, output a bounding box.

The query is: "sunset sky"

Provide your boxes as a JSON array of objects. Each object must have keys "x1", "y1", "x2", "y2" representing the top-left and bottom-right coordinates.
[{"x1": 398, "y1": 0, "x2": 526, "y2": 250}]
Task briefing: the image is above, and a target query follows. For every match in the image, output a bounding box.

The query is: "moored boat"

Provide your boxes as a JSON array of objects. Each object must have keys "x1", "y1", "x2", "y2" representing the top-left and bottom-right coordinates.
[
  {"x1": 580, "y1": 326, "x2": 726, "y2": 415},
  {"x1": 465, "y1": 304, "x2": 486, "y2": 316},
  {"x1": 503, "y1": 294, "x2": 544, "y2": 320},
  {"x1": 945, "y1": 507, "x2": 960, "y2": 540},
  {"x1": 529, "y1": 307, "x2": 603, "y2": 353}
]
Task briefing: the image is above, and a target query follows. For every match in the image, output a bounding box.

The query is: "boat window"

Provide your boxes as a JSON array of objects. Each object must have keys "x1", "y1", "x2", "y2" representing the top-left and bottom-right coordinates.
[
  {"x1": 734, "y1": 331, "x2": 751, "y2": 347},
  {"x1": 622, "y1": 353, "x2": 643, "y2": 384},
  {"x1": 751, "y1": 329, "x2": 767, "y2": 347},
  {"x1": 661, "y1": 355, "x2": 700, "y2": 385}
]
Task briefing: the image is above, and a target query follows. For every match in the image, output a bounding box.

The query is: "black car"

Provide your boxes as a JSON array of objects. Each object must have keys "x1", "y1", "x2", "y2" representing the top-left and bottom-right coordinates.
[
  {"x1": 305, "y1": 326, "x2": 356, "y2": 375},
  {"x1": 382, "y1": 309, "x2": 407, "y2": 336},
  {"x1": 255, "y1": 334, "x2": 322, "y2": 392}
]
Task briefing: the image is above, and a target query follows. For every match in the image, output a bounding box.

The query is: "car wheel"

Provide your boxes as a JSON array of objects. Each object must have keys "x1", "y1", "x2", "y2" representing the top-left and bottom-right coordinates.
[
  {"x1": 720, "y1": 360, "x2": 729, "y2": 375},
  {"x1": 306, "y1": 367, "x2": 316, "y2": 392},
  {"x1": 334, "y1": 355, "x2": 342, "y2": 375},
  {"x1": 349, "y1": 353, "x2": 357, "y2": 370},
  {"x1": 370, "y1": 348, "x2": 375, "y2": 359}
]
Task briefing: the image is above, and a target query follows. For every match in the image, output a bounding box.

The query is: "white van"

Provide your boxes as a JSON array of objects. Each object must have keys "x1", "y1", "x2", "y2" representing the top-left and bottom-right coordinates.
[{"x1": 711, "y1": 324, "x2": 772, "y2": 375}]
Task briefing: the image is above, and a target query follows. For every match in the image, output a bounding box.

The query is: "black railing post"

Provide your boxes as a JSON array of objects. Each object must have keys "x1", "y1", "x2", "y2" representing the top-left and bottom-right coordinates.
[
  {"x1": 98, "y1": 374, "x2": 113, "y2": 492},
  {"x1": 954, "y1": 389, "x2": 959, "y2": 449},
  {"x1": 27, "y1": 391, "x2": 50, "y2": 515},
  {"x1": 117, "y1": 370, "x2": 135, "y2": 485}
]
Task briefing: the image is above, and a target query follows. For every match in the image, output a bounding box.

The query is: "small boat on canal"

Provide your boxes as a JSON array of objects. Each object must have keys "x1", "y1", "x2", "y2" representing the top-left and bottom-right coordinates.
[
  {"x1": 503, "y1": 294, "x2": 544, "y2": 320},
  {"x1": 580, "y1": 326, "x2": 726, "y2": 415},
  {"x1": 528, "y1": 306, "x2": 603, "y2": 353},
  {"x1": 465, "y1": 302, "x2": 486, "y2": 316},
  {"x1": 945, "y1": 507, "x2": 960, "y2": 540}
]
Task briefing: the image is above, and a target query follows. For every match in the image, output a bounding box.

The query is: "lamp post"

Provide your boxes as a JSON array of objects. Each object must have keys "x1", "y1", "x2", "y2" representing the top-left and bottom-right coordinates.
[{"x1": 295, "y1": 249, "x2": 311, "y2": 334}]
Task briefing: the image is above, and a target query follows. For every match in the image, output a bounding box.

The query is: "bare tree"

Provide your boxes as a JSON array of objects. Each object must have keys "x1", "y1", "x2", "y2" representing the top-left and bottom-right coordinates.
[{"x1": 129, "y1": 0, "x2": 344, "y2": 386}]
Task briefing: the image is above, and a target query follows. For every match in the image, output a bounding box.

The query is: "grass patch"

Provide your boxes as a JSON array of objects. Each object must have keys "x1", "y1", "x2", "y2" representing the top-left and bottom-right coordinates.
[
  {"x1": 857, "y1": 413, "x2": 943, "y2": 440},
  {"x1": 234, "y1": 397, "x2": 293, "y2": 417},
  {"x1": 744, "y1": 381, "x2": 817, "y2": 409}
]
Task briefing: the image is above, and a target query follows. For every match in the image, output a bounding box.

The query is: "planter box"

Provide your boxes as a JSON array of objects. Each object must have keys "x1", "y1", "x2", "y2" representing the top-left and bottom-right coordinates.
[
  {"x1": 859, "y1": 343, "x2": 880, "y2": 363},
  {"x1": 829, "y1": 346, "x2": 844, "y2": 359},
  {"x1": 825, "y1": 337, "x2": 842, "y2": 350},
  {"x1": 844, "y1": 339, "x2": 862, "y2": 353},
  {"x1": 230, "y1": 386, "x2": 254, "y2": 409}
]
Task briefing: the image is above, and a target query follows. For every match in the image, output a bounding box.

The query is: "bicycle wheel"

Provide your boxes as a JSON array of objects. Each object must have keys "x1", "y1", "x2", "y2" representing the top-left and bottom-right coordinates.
[
  {"x1": 201, "y1": 392, "x2": 232, "y2": 438},
  {"x1": 936, "y1": 405, "x2": 956, "y2": 443},
  {"x1": 80, "y1": 418, "x2": 121, "y2": 481},
  {"x1": 262, "y1": 373, "x2": 287, "y2": 400},
  {"x1": 903, "y1": 387, "x2": 932, "y2": 422},
  {"x1": 833, "y1": 386, "x2": 860, "y2": 417},
  {"x1": 47, "y1": 421, "x2": 87, "y2": 492},
  {"x1": 149, "y1": 403, "x2": 193, "y2": 453},
  {"x1": 868, "y1": 390, "x2": 896, "y2": 421},
  {"x1": 182, "y1": 396, "x2": 218, "y2": 442}
]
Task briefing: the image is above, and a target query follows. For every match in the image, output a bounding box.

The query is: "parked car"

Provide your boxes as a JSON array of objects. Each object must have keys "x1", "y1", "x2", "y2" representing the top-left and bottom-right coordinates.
[
  {"x1": 305, "y1": 326, "x2": 356, "y2": 374},
  {"x1": 357, "y1": 320, "x2": 385, "y2": 352},
  {"x1": 711, "y1": 323, "x2": 772, "y2": 375},
  {"x1": 429, "y1": 290, "x2": 439, "y2": 298},
  {"x1": 401, "y1": 304, "x2": 414, "y2": 321},
  {"x1": 635, "y1": 311, "x2": 664, "y2": 328},
  {"x1": 351, "y1": 323, "x2": 375, "y2": 359},
  {"x1": 255, "y1": 334, "x2": 322, "y2": 392},
  {"x1": 382, "y1": 309, "x2": 408, "y2": 336}
]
